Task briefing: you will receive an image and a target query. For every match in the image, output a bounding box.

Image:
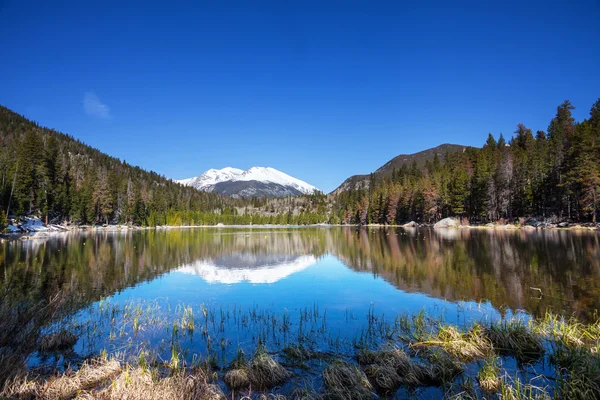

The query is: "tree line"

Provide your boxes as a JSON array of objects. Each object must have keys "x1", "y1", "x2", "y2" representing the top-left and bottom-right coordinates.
[
  {"x1": 332, "y1": 99, "x2": 600, "y2": 224},
  {"x1": 2, "y1": 99, "x2": 599, "y2": 230}
]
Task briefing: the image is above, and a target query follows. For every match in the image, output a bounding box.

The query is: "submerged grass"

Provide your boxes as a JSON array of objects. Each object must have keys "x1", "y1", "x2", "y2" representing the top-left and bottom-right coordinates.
[
  {"x1": 4, "y1": 294, "x2": 600, "y2": 400},
  {"x1": 484, "y1": 320, "x2": 544, "y2": 362},
  {"x1": 37, "y1": 329, "x2": 78, "y2": 353}
]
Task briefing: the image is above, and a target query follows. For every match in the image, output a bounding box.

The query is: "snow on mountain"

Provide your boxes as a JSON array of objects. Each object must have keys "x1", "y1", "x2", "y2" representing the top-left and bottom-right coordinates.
[
  {"x1": 176, "y1": 167, "x2": 318, "y2": 198},
  {"x1": 177, "y1": 254, "x2": 317, "y2": 284}
]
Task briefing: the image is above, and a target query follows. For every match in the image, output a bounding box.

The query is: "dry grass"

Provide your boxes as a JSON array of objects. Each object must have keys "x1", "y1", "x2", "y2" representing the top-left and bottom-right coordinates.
[
  {"x1": 248, "y1": 351, "x2": 292, "y2": 390},
  {"x1": 1, "y1": 357, "x2": 121, "y2": 399},
  {"x1": 1, "y1": 357, "x2": 226, "y2": 400},
  {"x1": 322, "y1": 360, "x2": 373, "y2": 400},
  {"x1": 89, "y1": 367, "x2": 224, "y2": 400},
  {"x1": 415, "y1": 323, "x2": 492, "y2": 362},
  {"x1": 224, "y1": 368, "x2": 250, "y2": 391},
  {"x1": 357, "y1": 345, "x2": 463, "y2": 390},
  {"x1": 363, "y1": 363, "x2": 401, "y2": 394}
]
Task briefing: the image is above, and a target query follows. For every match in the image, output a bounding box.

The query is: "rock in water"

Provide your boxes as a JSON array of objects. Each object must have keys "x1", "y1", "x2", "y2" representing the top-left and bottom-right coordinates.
[{"x1": 433, "y1": 217, "x2": 460, "y2": 228}]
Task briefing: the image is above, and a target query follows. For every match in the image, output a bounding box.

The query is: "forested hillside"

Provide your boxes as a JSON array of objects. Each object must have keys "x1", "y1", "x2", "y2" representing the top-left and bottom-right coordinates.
[
  {"x1": 0, "y1": 106, "x2": 329, "y2": 228},
  {"x1": 332, "y1": 144, "x2": 467, "y2": 194},
  {"x1": 0, "y1": 106, "x2": 246, "y2": 226},
  {"x1": 332, "y1": 99, "x2": 600, "y2": 224}
]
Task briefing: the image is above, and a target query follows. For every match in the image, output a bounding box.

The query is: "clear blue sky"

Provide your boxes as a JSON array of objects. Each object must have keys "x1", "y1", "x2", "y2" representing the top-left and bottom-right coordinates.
[{"x1": 1, "y1": 1, "x2": 599, "y2": 192}]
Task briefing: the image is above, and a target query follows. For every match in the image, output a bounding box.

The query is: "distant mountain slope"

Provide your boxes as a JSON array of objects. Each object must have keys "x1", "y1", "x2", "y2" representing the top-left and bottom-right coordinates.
[
  {"x1": 177, "y1": 167, "x2": 318, "y2": 198},
  {"x1": 332, "y1": 144, "x2": 468, "y2": 194}
]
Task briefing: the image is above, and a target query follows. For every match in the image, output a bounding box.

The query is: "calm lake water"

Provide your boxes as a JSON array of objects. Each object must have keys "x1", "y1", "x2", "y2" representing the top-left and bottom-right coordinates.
[{"x1": 2, "y1": 226, "x2": 599, "y2": 390}]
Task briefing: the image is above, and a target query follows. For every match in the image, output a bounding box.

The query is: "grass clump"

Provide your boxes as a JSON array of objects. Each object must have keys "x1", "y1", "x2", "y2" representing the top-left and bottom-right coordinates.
[
  {"x1": 415, "y1": 323, "x2": 492, "y2": 362},
  {"x1": 224, "y1": 348, "x2": 251, "y2": 391},
  {"x1": 535, "y1": 313, "x2": 587, "y2": 348},
  {"x1": 499, "y1": 375, "x2": 550, "y2": 400},
  {"x1": 248, "y1": 349, "x2": 292, "y2": 390},
  {"x1": 358, "y1": 346, "x2": 422, "y2": 388},
  {"x1": 224, "y1": 368, "x2": 251, "y2": 391},
  {"x1": 357, "y1": 345, "x2": 463, "y2": 390},
  {"x1": 552, "y1": 346, "x2": 600, "y2": 399},
  {"x1": 357, "y1": 347, "x2": 411, "y2": 372},
  {"x1": 363, "y1": 363, "x2": 402, "y2": 394},
  {"x1": 477, "y1": 356, "x2": 500, "y2": 394},
  {"x1": 92, "y1": 367, "x2": 224, "y2": 400},
  {"x1": 484, "y1": 320, "x2": 544, "y2": 362},
  {"x1": 322, "y1": 360, "x2": 373, "y2": 400},
  {"x1": 418, "y1": 349, "x2": 464, "y2": 386}
]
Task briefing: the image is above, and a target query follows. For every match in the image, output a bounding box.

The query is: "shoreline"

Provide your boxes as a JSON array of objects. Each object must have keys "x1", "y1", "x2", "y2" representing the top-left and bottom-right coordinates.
[{"x1": 2, "y1": 219, "x2": 598, "y2": 241}]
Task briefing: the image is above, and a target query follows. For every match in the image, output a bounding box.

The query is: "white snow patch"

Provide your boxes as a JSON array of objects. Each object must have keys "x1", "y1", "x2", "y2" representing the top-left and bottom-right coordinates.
[
  {"x1": 178, "y1": 255, "x2": 316, "y2": 284},
  {"x1": 176, "y1": 166, "x2": 318, "y2": 194}
]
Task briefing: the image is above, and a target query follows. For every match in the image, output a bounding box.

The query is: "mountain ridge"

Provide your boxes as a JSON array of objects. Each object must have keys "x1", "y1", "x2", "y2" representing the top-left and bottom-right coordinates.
[
  {"x1": 332, "y1": 143, "x2": 469, "y2": 194},
  {"x1": 177, "y1": 166, "x2": 319, "y2": 198}
]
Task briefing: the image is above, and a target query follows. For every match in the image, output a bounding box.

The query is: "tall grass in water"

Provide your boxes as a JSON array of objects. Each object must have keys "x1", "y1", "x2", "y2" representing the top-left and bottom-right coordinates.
[
  {"x1": 477, "y1": 356, "x2": 500, "y2": 394},
  {"x1": 0, "y1": 291, "x2": 66, "y2": 385},
  {"x1": 3, "y1": 293, "x2": 600, "y2": 400}
]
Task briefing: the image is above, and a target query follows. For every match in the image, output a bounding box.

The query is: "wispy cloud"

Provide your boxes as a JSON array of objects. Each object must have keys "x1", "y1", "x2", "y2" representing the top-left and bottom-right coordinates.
[{"x1": 83, "y1": 92, "x2": 111, "y2": 119}]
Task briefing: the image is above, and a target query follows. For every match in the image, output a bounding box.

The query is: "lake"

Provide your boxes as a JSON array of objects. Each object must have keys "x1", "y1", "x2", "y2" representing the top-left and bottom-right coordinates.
[{"x1": 2, "y1": 226, "x2": 599, "y2": 397}]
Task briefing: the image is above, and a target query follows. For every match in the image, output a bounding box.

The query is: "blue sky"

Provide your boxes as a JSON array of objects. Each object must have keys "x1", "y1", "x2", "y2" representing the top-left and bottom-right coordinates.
[{"x1": 1, "y1": 1, "x2": 599, "y2": 193}]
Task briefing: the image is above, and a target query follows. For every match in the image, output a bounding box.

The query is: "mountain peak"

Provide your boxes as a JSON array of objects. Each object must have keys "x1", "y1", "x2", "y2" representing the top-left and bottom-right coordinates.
[{"x1": 176, "y1": 167, "x2": 318, "y2": 198}]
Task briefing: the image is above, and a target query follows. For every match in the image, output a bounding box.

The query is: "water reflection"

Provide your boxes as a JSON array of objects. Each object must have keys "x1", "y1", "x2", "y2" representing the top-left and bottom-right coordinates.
[
  {"x1": 1, "y1": 227, "x2": 599, "y2": 319},
  {"x1": 178, "y1": 254, "x2": 317, "y2": 284}
]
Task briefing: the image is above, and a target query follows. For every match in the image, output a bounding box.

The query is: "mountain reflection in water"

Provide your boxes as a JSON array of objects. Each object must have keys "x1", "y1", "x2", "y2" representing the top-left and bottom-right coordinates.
[{"x1": 178, "y1": 254, "x2": 317, "y2": 284}]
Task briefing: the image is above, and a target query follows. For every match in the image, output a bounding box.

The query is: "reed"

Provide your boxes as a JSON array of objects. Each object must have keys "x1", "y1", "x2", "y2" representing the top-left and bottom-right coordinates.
[{"x1": 477, "y1": 356, "x2": 500, "y2": 393}]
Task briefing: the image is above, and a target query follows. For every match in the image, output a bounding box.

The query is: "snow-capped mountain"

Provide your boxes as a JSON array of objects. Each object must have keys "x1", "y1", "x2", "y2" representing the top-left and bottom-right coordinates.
[
  {"x1": 178, "y1": 254, "x2": 317, "y2": 284},
  {"x1": 176, "y1": 167, "x2": 318, "y2": 198}
]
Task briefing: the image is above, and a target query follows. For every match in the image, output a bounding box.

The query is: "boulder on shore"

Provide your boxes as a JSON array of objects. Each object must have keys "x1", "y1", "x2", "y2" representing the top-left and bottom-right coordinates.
[
  {"x1": 433, "y1": 217, "x2": 460, "y2": 228},
  {"x1": 402, "y1": 221, "x2": 418, "y2": 228}
]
